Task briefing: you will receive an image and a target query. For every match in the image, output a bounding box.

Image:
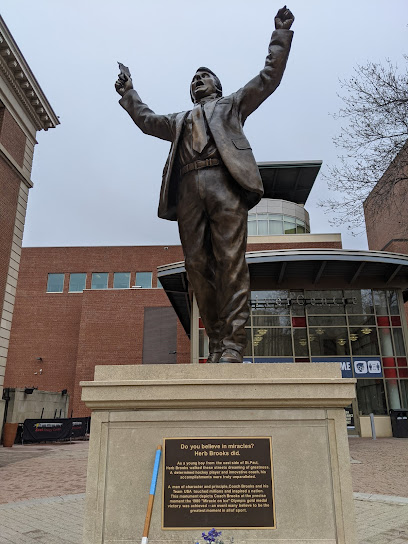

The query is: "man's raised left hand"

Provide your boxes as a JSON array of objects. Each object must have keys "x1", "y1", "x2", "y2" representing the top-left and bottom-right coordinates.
[{"x1": 274, "y1": 5, "x2": 294, "y2": 30}]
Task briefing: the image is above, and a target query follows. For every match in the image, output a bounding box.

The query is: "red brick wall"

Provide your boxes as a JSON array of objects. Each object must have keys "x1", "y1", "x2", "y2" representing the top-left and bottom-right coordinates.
[
  {"x1": 0, "y1": 159, "x2": 20, "y2": 312},
  {"x1": 71, "y1": 288, "x2": 190, "y2": 416},
  {"x1": 379, "y1": 240, "x2": 408, "y2": 254},
  {"x1": 364, "y1": 145, "x2": 408, "y2": 253},
  {"x1": 365, "y1": 192, "x2": 408, "y2": 252},
  {"x1": 0, "y1": 108, "x2": 26, "y2": 167},
  {"x1": 247, "y1": 241, "x2": 342, "y2": 251},
  {"x1": 177, "y1": 319, "x2": 190, "y2": 364},
  {"x1": 13, "y1": 246, "x2": 185, "y2": 296},
  {"x1": 5, "y1": 291, "x2": 83, "y2": 403},
  {"x1": 5, "y1": 246, "x2": 189, "y2": 416}
]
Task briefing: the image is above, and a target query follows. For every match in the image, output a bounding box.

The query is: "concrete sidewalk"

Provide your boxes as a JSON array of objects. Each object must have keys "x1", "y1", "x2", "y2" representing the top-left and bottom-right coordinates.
[{"x1": 0, "y1": 438, "x2": 407, "y2": 543}]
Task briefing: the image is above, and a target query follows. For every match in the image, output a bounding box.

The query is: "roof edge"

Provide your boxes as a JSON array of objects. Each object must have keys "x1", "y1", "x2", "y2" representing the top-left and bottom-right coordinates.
[
  {"x1": 257, "y1": 160, "x2": 323, "y2": 168},
  {"x1": 158, "y1": 248, "x2": 408, "y2": 276},
  {"x1": 0, "y1": 16, "x2": 59, "y2": 131}
]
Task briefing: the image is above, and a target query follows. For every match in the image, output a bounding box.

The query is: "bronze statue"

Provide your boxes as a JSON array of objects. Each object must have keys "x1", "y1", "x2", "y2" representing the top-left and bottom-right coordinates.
[{"x1": 115, "y1": 6, "x2": 294, "y2": 363}]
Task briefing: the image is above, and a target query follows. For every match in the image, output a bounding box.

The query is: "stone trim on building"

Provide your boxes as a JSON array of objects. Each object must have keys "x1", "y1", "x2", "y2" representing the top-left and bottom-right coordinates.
[{"x1": 0, "y1": 180, "x2": 28, "y2": 383}]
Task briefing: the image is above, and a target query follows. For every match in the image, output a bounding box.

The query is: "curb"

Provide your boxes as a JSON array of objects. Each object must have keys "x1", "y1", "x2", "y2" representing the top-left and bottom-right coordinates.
[{"x1": 353, "y1": 492, "x2": 408, "y2": 506}]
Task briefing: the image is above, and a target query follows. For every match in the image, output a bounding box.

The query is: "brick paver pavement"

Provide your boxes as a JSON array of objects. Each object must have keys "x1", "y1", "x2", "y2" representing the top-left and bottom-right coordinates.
[
  {"x1": 0, "y1": 495, "x2": 85, "y2": 543},
  {"x1": 354, "y1": 499, "x2": 408, "y2": 544},
  {"x1": 0, "y1": 442, "x2": 88, "y2": 504},
  {"x1": 0, "y1": 437, "x2": 407, "y2": 543},
  {"x1": 349, "y1": 438, "x2": 408, "y2": 498}
]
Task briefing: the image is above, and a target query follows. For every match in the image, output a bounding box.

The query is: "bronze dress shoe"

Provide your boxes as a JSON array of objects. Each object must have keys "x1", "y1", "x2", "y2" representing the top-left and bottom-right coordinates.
[
  {"x1": 206, "y1": 351, "x2": 222, "y2": 364},
  {"x1": 219, "y1": 349, "x2": 243, "y2": 364}
]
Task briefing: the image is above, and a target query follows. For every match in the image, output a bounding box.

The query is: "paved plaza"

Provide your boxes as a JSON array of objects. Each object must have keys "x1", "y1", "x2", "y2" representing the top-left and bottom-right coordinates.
[{"x1": 0, "y1": 438, "x2": 407, "y2": 543}]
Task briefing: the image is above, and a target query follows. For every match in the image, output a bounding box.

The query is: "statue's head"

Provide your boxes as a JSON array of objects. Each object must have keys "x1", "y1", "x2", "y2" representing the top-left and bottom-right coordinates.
[{"x1": 190, "y1": 67, "x2": 222, "y2": 103}]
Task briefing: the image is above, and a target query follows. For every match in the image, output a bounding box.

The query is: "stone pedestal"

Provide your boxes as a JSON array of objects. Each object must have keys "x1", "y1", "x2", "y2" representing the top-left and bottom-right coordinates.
[{"x1": 81, "y1": 364, "x2": 356, "y2": 544}]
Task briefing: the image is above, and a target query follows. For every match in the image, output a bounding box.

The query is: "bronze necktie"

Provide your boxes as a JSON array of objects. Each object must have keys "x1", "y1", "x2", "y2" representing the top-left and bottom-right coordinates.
[{"x1": 192, "y1": 104, "x2": 208, "y2": 154}]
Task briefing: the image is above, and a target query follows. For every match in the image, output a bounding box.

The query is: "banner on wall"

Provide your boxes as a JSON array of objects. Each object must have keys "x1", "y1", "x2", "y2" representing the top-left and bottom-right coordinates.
[
  {"x1": 71, "y1": 417, "x2": 90, "y2": 438},
  {"x1": 311, "y1": 357, "x2": 353, "y2": 378},
  {"x1": 311, "y1": 357, "x2": 383, "y2": 378},
  {"x1": 352, "y1": 357, "x2": 382, "y2": 378},
  {"x1": 244, "y1": 357, "x2": 383, "y2": 378},
  {"x1": 22, "y1": 417, "x2": 90, "y2": 442}
]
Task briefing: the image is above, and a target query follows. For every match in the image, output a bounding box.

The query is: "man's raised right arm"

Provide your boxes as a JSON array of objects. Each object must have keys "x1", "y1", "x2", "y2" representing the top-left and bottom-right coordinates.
[{"x1": 115, "y1": 73, "x2": 173, "y2": 142}]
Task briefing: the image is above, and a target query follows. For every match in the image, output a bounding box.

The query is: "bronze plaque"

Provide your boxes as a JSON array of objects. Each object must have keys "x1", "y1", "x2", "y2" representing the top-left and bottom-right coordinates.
[{"x1": 162, "y1": 437, "x2": 275, "y2": 529}]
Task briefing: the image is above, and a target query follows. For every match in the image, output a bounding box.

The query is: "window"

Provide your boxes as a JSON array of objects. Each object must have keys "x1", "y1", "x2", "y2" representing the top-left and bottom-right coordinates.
[
  {"x1": 309, "y1": 327, "x2": 350, "y2": 356},
  {"x1": 356, "y1": 380, "x2": 387, "y2": 415},
  {"x1": 157, "y1": 278, "x2": 163, "y2": 288},
  {"x1": 258, "y1": 219, "x2": 268, "y2": 235},
  {"x1": 283, "y1": 215, "x2": 296, "y2": 234},
  {"x1": 244, "y1": 328, "x2": 252, "y2": 357},
  {"x1": 393, "y1": 329, "x2": 406, "y2": 356},
  {"x1": 400, "y1": 380, "x2": 408, "y2": 409},
  {"x1": 69, "y1": 273, "x2": 86, "y2": 292},
  {"x1": 91, "y1": 273, "x2": 108, "y2": 290},
  {"x1": 248, "y1": 218, "x2": 257, "y2": 235},
  {"x1": 113, "y1": 272, "x2": 130, "y2": 289},
  {"x1": 349, "y1": 327, "x2": 379, "y2": 356},
  {"x1": 135, "y1": 272, "x2": 152, "y2": 289},
  {"x1": 247, "y1": 213, "x2": 310, "y2": 236},
  {"x1": 199, "y1": 329, "x2": 209, "y2": 359},
  {"x1": 293, "y1": 328, "x2": 308, "y2": 357},
  {"x1": 269, "y1": 220, "x2": 283, "y2": 234},
  {"x1": 47, "y1": 273, "x2": 64, "y2": 293},
  {"x1": 253, "y1": 328, "x2": 292, "y2": 356}
]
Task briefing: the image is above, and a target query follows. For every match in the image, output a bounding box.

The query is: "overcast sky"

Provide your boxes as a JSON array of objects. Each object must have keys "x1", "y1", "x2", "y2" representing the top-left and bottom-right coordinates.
[{"x1": 2, "y1": 1, "x2": 407, "y2": 249}]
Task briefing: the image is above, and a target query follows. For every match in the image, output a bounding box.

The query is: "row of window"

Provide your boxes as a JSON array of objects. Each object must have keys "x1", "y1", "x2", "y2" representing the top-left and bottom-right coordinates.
[
  {"x1": 47, "y1": 272, "x2": 161, "y2": 293},
  {"x1": 247, "y1": 213, "x2": 310, "y2": 236},
  {"x1": 199, "y1": 289, "x2": 406, "y2": 358},
  {"x1": 198, "y1": 289, "x2": 408, "y2": 412}
]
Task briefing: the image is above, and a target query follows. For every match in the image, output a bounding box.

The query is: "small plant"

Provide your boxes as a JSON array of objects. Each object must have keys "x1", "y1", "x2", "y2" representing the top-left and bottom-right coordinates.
[{"x1": 196, "y1": 528, "x2": 234, "y2": 544}]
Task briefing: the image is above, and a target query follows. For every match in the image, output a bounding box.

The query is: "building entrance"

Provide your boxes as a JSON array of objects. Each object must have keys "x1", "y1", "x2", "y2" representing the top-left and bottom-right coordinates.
[{"x1": 199, "y1": 288, "x2": 408, "y2": 417}]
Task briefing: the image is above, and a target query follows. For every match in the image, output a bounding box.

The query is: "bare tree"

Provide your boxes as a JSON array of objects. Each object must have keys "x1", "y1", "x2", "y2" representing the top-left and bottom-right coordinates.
[{"x1": 320, "y1": 56, "x2": 408, "y2": 233}]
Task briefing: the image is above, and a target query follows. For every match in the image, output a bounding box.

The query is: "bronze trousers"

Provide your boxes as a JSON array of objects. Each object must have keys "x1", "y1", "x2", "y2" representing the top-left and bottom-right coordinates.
[{"x1": 177, "y1": 165, "x2": 250, "y2": 354}]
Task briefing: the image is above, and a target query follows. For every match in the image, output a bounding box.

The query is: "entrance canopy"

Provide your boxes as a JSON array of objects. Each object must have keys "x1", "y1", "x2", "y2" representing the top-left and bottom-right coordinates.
[{"x1": 157, "y1": 249, "x2": 408, "y2": 336}]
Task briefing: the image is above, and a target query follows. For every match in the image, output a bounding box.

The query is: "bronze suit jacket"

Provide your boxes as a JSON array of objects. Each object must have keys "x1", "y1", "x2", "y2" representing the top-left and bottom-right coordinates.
[{"x1": 119, "y1": 29, "x2": 293, "y2": 221}]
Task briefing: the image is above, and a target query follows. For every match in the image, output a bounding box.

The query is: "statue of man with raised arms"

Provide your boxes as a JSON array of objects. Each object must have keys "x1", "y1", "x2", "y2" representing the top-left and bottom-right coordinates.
[{"x1": 115, "y1": 6, "x2": 294, "y2": 363}]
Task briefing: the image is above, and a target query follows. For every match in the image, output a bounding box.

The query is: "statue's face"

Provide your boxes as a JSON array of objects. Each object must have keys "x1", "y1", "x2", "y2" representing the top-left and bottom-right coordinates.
[{"x1": 191, "y1": 70, "x2": 218, "y2": 102}]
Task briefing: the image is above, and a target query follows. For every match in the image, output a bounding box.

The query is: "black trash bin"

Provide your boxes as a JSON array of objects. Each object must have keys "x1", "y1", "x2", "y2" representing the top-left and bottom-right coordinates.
[{"x1": 389, "y1": 409, "x2": 408, "y2": 438}]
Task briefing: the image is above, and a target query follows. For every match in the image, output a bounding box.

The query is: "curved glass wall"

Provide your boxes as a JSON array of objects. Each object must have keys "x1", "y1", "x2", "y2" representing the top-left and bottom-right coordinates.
[
  {"x1": 247, "y1": 199, "x2": 310, "y2": 236},
  {"x1": 248, "y1": 213, "x2": 310, "y2": 235}
]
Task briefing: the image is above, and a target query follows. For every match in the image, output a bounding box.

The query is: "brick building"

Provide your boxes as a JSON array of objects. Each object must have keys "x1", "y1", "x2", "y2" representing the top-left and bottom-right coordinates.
[
  {"x1": 362, "y1": 142, "x2": 408, "y2": 436},
  {"x1": 364, "y1": 142, "x2": 408, "y2": 256},
  {"x1": 4, "y1": 245, "x2": 189, "y2": 417},
  {"x1": 0, "y1": 16, "x2": 58, "y2": 429}
]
